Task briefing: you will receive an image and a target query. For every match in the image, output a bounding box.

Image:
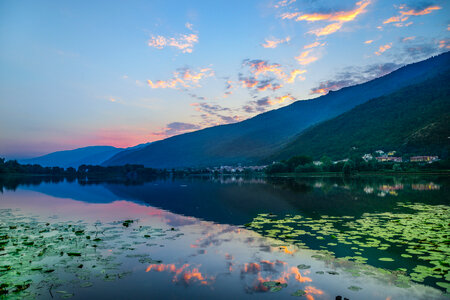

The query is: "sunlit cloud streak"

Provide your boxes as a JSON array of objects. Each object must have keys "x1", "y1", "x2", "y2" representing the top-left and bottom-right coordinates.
[
  {"x1": 310, "y1": 62, "x2": 402, "y2": 95},
  {"x1": 240, "y1": 59, "x2": 306, "y2": 91},
  {"x1": 382, "y1": 4, "x2": 441, "y2": 27},
  {"x1": 438, "y1": 39, "x2": 450, "y2": 49},
  {"x1": 281, "y1": 0, "x2": 370, "y2": 22},
  {"x1": 282, "y1": 0, "x2": 371, "y2": 37},
  {"x1": 304, "y1": 41, "x2": 325, "y2": 49},
  {"x1": 261, "y1": 36, "x2": 291, "y2": 48},
  {"x1": 375, "y1": 43, "x2": 392, "y2": 55},
  {"x1": 308, "y1": 22, "x2": 343, "y2": 37},
  {"x1": 364, "y1": 40, "x2": 373, "y2": 44},
  {"x1": 148, "y1": 23, "x2": 199, "y2": 53},
  {"x1": 295, "y1": 50, "x2": 318, "y2": 65},
  {"x1": 147, "y1": 67, "x2": 214, "y2": 89},
  {"x1": 402, "y1": 36, "x2": 415, "y2": 42}
]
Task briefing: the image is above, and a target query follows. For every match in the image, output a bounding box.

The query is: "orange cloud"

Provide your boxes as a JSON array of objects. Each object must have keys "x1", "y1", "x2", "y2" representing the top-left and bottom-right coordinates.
[
  {"x1": 383, "y1": 15, "x2": 409, "y2": 24},
  {"x1": 240, "y1": 78, "x2": 258, "y2": 88},
  {"x1": 400, "y1": 5, "x2": 441, "y2": 16},
  {"x1": 304, "y1": 41, "x2": 325, "y2": 49},
  {"x1": 246, "y1": 60, "x2": 285, "y2": 78},
  {"x1": 402, "y1": 36, "x2": 415, "y2": 42},
  {"x1": 438, "y1": 39, "x2": 450, "y2": 49},
  {"x1": 364, "y1": 40, "x2": 373, "y2": 44},
  {"x1": 261, "y1": 36, "x2": 291, "y2": 48},
  {"x1": 287, "y1": 69, "x2": 307, "y2": 83},
  {"x1": 148, "y1": 33, "x2": 198, "y2": 53},
  {"x1": 283, "y1": 0, "x2": 370, "y2": 36},
  {"x1": 271, "y1": 94, "x2": 295, "y2": 105},
  {"x1": 148, "y1": 24, "x2": 198, "y2": 53},
  {"x1": 147, "y1": 67, "x2": 214, "y2": 89},
  {"x1": 382, "y1": 5, "x2": 441, "y2": 27},
  {"x1": 293, "y1": 0, "x2": 370, "y2": 22},
  {"x1": 243, "y1": 59, "x2": 306, "y2": 84},
  {"x1": 295, "y1": 50, "x2": 318, "y2": 65},
  {"x1": 375, "y1": 43, "x2": 392, "y2": 55},
  {"x1": 308, "y1": 22, "x2": 343, "y2": 36}
]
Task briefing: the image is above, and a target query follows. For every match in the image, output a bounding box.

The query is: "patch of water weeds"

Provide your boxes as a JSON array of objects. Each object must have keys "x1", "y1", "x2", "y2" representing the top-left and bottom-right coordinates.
[
  {"x1": 246, "y1": 203, "x2": 450, "y2": 293},
  {"x1": 0, "y1": 209, "x2": 180, "y2": 298}
]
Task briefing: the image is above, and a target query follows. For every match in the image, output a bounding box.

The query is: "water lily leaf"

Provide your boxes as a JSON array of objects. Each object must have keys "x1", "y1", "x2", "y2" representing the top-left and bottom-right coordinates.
[{"x1": 291, "y1": 289, "x2": 306, "y2": 296}]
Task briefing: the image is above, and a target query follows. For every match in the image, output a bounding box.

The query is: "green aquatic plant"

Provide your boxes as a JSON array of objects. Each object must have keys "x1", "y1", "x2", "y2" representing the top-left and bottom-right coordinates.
[
  {"x1": 0, "y1": 209, "x2": 178, "y2": 298},
  {"x1": 245, "y1": 202, "x2": 450, "y2": 292}
]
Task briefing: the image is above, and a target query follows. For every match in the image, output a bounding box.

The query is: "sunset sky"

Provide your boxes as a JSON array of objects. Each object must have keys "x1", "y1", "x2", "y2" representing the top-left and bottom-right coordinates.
[{"x1": 1, "y1": 0, "x2": 449, "y2": 158}]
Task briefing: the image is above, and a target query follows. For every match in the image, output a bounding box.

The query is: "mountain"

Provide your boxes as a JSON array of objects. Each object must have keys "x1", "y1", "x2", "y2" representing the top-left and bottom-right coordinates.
[
  {"x1": 103, "y1": 52, "x2": 450, "y2": 168},
  {"x1": 20, "y1": 146, "x2": 122, "y2": 168},
  {"x1": 270, "y1": 69, "x2": 450, "y2": 161}
]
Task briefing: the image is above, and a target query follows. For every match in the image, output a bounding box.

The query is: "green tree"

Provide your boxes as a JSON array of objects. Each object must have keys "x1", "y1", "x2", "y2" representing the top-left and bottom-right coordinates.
[
  {"x1": 342, "y1": 160, "x2": 355, "y2": 175},
  {"x1": 286, "y1": 155, "x2": 313, "y2": 171}
]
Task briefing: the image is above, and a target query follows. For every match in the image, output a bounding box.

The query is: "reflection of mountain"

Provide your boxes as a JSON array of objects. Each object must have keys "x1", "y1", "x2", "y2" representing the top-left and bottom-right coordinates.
[
  {"x1": 19, "y1": 180, "x2": 121, "y2": 204},
  {"x1": 10, "y1": 176, "x2": 449, "y2": 225}
]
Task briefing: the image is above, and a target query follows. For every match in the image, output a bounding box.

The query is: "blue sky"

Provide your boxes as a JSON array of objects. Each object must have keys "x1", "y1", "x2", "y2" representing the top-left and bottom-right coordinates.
[{"x1": 0, "y1": 0, "x2": 448, "y2": 158}]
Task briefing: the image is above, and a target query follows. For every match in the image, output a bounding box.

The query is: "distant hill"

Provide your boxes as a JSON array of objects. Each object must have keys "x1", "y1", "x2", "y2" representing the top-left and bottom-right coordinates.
[
  {"x1": 19, "y1": 142, "x2": 153, "y2": 168},
  {"x1": 20, "y1": 146, "x2": 122, "y2": 168},
  {"x1": 103, "y1": 52, "x2": 450, "y2": 168},
  {"x1": 270, "y1": 69, "x2": 450, "y2": 161}
]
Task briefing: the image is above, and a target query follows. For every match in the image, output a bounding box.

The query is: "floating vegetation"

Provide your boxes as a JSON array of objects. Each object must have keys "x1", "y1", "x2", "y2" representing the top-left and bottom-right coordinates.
[
  {"x1": 0, "y1": 209, "x2": 180, "y2": 298},
  {"x1": 262, "y1": 281, "x2": 287, "y2": 292},
  {"x1": 245, "y1": 203, "x2": 450, "y2": 292},
  {"x1": 291, "y1": 289, "x2": 306, "y2": 296},
  {"x1": 297, "y1": 264, "x2": 310, "y2": 270}
]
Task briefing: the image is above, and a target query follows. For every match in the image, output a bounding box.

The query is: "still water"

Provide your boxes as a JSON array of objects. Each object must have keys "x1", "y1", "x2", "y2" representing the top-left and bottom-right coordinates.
[{"x1": 0, "y1": 175, "x2": 449, "y2": 299}]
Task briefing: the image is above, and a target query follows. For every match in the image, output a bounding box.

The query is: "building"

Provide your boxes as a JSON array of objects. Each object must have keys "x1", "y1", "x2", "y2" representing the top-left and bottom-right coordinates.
[
  {"x1": 362, "y1": 154, "x2": 373, "y2": 162},
  {"x1": 376, "y1": 157, "x2": 402, "y2": 162},
  {"x1": 375, "y1": 150, "x2": 385, "y2": 156},
  {"x1": 410, "y1": 156, "x2": 439, "y2": 163}
]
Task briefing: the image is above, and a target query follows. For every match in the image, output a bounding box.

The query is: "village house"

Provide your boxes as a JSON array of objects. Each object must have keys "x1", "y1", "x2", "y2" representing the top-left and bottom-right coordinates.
[
  {"x1": 375, "y1": 156, "x2": 402, "y2": 162},
  {"x1": 410, "y1": 156, "x2": 439, "y2": 163}
]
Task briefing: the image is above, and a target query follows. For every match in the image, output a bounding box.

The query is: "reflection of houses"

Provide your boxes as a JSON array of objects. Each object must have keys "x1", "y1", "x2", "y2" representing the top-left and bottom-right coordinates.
[
  {"x1": 411, "y1": 183, "x2": 441, "y2": 191},
  {"x1": 378, "y1": 184, "x2": 404, "y2": 192},
  {"x1": 410, "y1": 156, "x2": 439, "y2": 163},
  {"x1": 375, "y1": 157, "x2": 402, "y2": 162},
  {"x1": 333, "y1": 159, "x2": 349, "y2": 164}
]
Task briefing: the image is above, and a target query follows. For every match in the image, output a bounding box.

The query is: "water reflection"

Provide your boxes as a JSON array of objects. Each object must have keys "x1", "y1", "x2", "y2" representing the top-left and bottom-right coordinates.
[{"x1": 0, "y1": 175, "x2": 449, "y2": 299}]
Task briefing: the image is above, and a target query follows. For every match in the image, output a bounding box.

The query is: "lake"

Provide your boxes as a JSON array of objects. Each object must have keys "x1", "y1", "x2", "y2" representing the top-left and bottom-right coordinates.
[{"x1": 0, "y1": 175, "x2": 449, "y2": 299}]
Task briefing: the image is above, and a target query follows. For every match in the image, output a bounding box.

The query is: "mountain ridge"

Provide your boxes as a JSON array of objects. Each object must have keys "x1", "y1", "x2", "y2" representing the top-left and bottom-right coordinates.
[
  {"x1": 103, "y1": 52, "x2": 450, "y2": 168},
  {"x1": 270, "y1": 69, "x2": 450, "y2": 161}
]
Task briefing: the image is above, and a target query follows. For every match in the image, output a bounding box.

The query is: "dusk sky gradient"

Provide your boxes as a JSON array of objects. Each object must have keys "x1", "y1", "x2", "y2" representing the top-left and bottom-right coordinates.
[{"x1": 1, "y1": 0, "x2": 449, "y2": 158}]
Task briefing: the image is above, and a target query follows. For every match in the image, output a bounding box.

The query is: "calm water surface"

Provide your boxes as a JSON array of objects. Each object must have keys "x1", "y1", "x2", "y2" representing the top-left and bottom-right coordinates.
[{"x1": 0, "y1": 175, "x2": 449, "y2": 299}]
